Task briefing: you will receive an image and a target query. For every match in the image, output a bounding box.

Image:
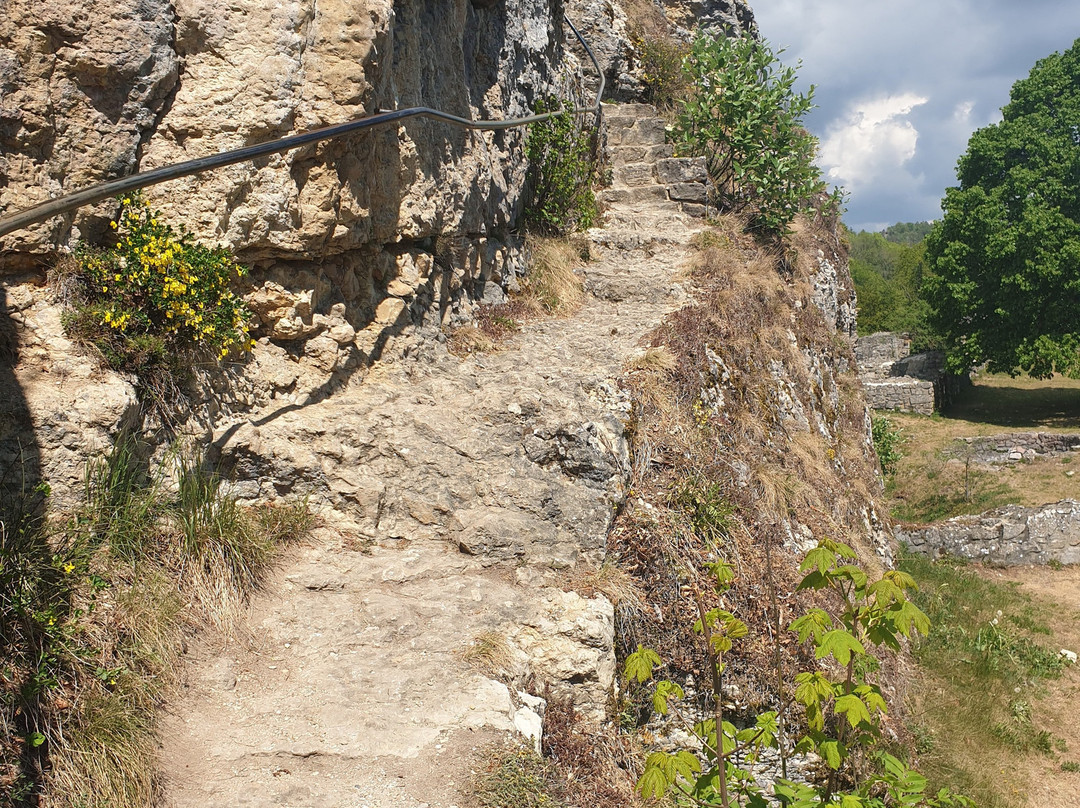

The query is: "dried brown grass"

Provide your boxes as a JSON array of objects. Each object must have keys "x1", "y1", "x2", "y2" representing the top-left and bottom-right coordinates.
[
  {"x1": 608, "y1": 212, "x2": 885, "y2": 711},
  {"x1": 542, "y1": 693, "x2": 643, "y2": 808},
  {"x1": 626, "y1": 346, "x2": 677, "y2": 373},
  {"x1": 446, "y1": 237, "x2": 584, "y2": 356},
  {"x1": 461, "y1": 630, "x2": 517, "y2": 680}
]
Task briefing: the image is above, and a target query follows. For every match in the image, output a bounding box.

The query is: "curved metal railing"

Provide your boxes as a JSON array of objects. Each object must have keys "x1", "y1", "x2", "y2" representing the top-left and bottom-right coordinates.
[{"x1": 0, "y1": 15, "x2": 605, "y2": 240}]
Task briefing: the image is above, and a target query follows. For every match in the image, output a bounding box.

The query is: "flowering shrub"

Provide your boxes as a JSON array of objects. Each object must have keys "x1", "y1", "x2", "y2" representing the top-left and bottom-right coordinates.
[
  {"x1": 65, "y1": 195, "x2": 252, "y2": 406},
  {"x1": 79, "y1": 195, "x2": 251, "y2": 360}
]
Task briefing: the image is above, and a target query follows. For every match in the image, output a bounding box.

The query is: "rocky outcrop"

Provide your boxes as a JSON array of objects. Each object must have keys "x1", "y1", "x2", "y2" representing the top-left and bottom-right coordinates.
[
  {"x1": 662, "y1": 0, "x2": 757, "y2": 35},
  {"x1": 898, "y1": 501, "x2": 1080, "y2": 566},
  {"x1": 1, "y1": 0, "x2": 565, "y2": 272},
  {"x1": 0, "y1": 0, "x2": 179, "y2": 260},
  {"x1": 0, "y1": 276, "x2": 140, "y2": 510}
]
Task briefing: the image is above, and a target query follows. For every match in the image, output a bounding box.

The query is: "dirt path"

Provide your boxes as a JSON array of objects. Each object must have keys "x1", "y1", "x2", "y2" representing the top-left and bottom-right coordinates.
[
  {"x1": 159, "y1": 105, "x2": 705, "y2": 807},
  {"x1": 992, "y1": 566, "x2": 1080, "y2": 808}
]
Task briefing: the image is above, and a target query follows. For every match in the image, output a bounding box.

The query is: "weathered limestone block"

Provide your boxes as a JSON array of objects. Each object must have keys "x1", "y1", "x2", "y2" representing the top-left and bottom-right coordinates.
[
  {"x1": 854, "y1": 332, "x2": 909, "y2": 374},
  {"x1": 656, "y1": 157, "x2": 707, "y2": 185},
  {"x1": 1, "y1": 0, "x2": 562, "y2": 268},
  {"x1": 508, "y1": 589, "x2": 616, "y2": 721},
  {"x1": 810, "y1": 249, "x2": 857, "y2": 338},
  {"x1": 0, "y1": 283, "x2": 140, "y2": 509},
  {"x1": 668, "y1": 182, "x2": 707, "y2": 203},
  {"x1": 960, "y1": 432, "x2": 1080, "y2": 465}
]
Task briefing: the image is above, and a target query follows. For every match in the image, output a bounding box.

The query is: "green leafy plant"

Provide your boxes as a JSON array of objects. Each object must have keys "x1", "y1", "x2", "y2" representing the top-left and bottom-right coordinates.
[
  {"x1": 524, "y1": 98, "x2": 599, "y2": 235},
  {"x1": 672, "y1": 33, "x2": 826, "y2": 237},
  {"x1": 871, "y1": 415, "x2": 904, "y2": 477},
  {"x1": 625, "y1": 539, "x2": 974, "y2": 808},
  {"x1": 924, "y1": 39, "x2": 1080, "y2": 378},
  {"x1": 63, "y1": 194, "x2": 253, "y2": 408}
]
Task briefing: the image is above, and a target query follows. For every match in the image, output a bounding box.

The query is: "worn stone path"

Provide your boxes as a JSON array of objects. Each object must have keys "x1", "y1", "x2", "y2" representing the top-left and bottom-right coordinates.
[{"x1": 160, "y1": 104, "x2": 707, "y2": 807}]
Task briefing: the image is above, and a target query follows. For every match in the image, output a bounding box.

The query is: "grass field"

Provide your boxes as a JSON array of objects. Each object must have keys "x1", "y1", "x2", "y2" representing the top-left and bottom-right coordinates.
[
  {"x1": 884, "y1": 373, "x2": 1080, "y2": 524},
  {"x1": 886, "y1": 373, "x2": 1080, "y2": 806}
]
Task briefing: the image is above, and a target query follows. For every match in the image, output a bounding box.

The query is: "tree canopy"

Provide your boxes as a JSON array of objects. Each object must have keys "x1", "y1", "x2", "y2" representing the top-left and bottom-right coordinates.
[
  {"x1": 925, "y1": 38, "x2": 1080, "y2": 378},
  {"x1": 848, "y1": 227, "x2": 935, "y2": 345}
]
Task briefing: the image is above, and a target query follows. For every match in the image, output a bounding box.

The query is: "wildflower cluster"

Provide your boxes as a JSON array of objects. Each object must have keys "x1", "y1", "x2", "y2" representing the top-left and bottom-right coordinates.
[{"x1": 76, "y1": 195, "x2": 253, "y2": 366}]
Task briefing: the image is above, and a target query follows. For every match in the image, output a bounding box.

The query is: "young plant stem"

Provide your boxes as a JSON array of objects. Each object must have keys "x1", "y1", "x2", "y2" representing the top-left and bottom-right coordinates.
[
  {"x1": 692, "y1": 586, "x2": 731, "y2": 808},
  {"x1": 764, "y1": 528, "x2": 788, "y2": 780}
]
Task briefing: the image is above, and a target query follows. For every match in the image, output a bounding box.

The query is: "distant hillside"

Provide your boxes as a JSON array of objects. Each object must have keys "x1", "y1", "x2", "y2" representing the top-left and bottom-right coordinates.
[
  {"x1": 847, "y1": 222, "x2": 937, "y2": 347},
  {"x1": 882, "y1": 221, "x2": 933, "y2": 245}
]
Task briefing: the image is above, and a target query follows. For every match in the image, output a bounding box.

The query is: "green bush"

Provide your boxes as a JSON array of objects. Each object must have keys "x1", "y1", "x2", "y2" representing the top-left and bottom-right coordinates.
[
  {"x1": 871, "y1": 414, "x2": 904, "y2": 476},
  {"x1": 64, "y1": 195, "x2": 252, "y2": 408},
  {"x1": 673, "y1": 33, "x2": 825, "y2": 237},
  {"x1": 524, "y1": 98, "x2": 599, "y2": 235},
  {"x1": 634, "y1": 34, "x2": 690, "y2": 111}
]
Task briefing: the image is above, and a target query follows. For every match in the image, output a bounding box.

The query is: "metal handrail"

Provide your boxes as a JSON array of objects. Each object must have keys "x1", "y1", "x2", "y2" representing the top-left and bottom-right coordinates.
[{"x1": 0, "y1": 15, "x2": 605, "y2": 241}]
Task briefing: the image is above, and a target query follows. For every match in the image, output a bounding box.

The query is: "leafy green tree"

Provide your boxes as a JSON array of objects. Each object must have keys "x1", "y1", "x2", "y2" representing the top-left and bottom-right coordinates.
[
  {"x1": 925, "y1": 38, "x2": 1080, "y2": 377},
  {"x1": 673, "y1": 33, "x2": 825, "y2": 237},
  {"x1": 848, "y1": 228, "x2": 937, "y2": 346}
]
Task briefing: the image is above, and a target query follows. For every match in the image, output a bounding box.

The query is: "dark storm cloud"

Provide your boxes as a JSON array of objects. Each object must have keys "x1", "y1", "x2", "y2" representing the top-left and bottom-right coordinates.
[{"x1": 751, "y1": 0, "x2": 1080, "y2": 231}]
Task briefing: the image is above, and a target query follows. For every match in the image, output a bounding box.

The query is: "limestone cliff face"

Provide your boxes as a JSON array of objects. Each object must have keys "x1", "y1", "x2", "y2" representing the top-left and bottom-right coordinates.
[{"x1": 1, "y1": 0, "x2": 564, "y2": 266}]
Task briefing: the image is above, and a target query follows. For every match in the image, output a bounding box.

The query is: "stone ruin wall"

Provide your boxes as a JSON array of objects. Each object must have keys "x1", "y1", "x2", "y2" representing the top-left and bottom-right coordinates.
[
  {"x1": 855, "y1": 331, "x2": 969, "y2": 415},
  {"x1": 898, "y1": 500, "x2": 1080, "y2": 566}
]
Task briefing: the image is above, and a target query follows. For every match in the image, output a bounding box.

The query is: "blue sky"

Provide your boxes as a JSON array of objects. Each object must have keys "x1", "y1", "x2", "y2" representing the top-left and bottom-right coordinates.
[{"x1": 751, "y1": 0, "x2": 1080, "y2": 232}]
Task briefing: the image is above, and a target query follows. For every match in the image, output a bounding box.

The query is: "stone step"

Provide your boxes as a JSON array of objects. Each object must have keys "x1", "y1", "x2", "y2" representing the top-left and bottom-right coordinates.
[
  {"x1": 607, "y1": 117, "x2": 667, "y2": 147},
  {"x1": 613, "y1": 143, "x2": 674, "y2": 167},
  {"x1": 612, "y1": 162, "x2": 658, "y2": 188},
  {"x1": 656, "y1": 156, "x2": 708, "y2": 184},
  {"x1": 601, "y1": 103, "x2": 659, "y2": 125},
  {"x1": 598, "y1": 186, "x2": 670, "y2": 206}
]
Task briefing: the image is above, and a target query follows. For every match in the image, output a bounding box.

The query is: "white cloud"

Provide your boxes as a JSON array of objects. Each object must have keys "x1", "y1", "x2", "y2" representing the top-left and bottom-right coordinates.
[{"x1": 818, "y1": 93, "x2": 928, "y2": 191}]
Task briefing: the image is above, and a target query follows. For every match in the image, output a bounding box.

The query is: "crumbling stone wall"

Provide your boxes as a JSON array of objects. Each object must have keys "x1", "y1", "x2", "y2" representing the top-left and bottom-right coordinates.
[{"x1": 898, "y1": 500, "x2": 1080, "y2": 565}]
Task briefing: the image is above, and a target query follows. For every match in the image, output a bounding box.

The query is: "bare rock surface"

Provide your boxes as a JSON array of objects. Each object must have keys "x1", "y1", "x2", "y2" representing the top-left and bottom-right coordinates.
[
  {"x1": 0, "y1": 278, "x2": 139, "y2": 509},
  {"x1": 160, "y1": 105, "x2": 706, "y2": 807}
]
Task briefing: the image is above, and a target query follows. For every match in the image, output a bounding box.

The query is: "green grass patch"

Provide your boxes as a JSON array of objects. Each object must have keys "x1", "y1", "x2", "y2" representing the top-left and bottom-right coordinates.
[
  {"x1": 884, "y1": 372, "x2": 1080, "y2": 523},
  {"x1": 947, "y1": 372, "x2": 1080, "y2": 431},
  {"x1": 900, "y1": 553, "x2": 1067, "y2": 807}
]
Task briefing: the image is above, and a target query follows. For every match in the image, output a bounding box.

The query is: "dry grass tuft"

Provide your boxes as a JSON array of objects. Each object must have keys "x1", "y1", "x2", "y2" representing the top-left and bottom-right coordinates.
[
  {"x1": 627, "y1": 346, "x2": 677, "y2": 373},
  {"x1": 447, "y1": 323, "x2": 497, "y2": 356},
  {"x1": 446, "y1": 236, "x2": 584, "y2": 355},
  {"x1": 519, "y1": 236, "x2": 585, "y2": 317},
  {"x1": 542, "y1": 693, "x2": 643, "y2": 808},
  {"x1": 564, "y1": 562, "x2": 645, "y2": 610},
  {"x1": 461, "y1": 630, "x2": 516, "y2": 679}
]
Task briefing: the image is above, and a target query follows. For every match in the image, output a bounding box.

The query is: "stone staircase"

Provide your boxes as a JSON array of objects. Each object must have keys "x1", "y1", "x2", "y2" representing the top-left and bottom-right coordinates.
[{"x1": 599, "y1": 103, "x2": 710, "y2": 218}]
